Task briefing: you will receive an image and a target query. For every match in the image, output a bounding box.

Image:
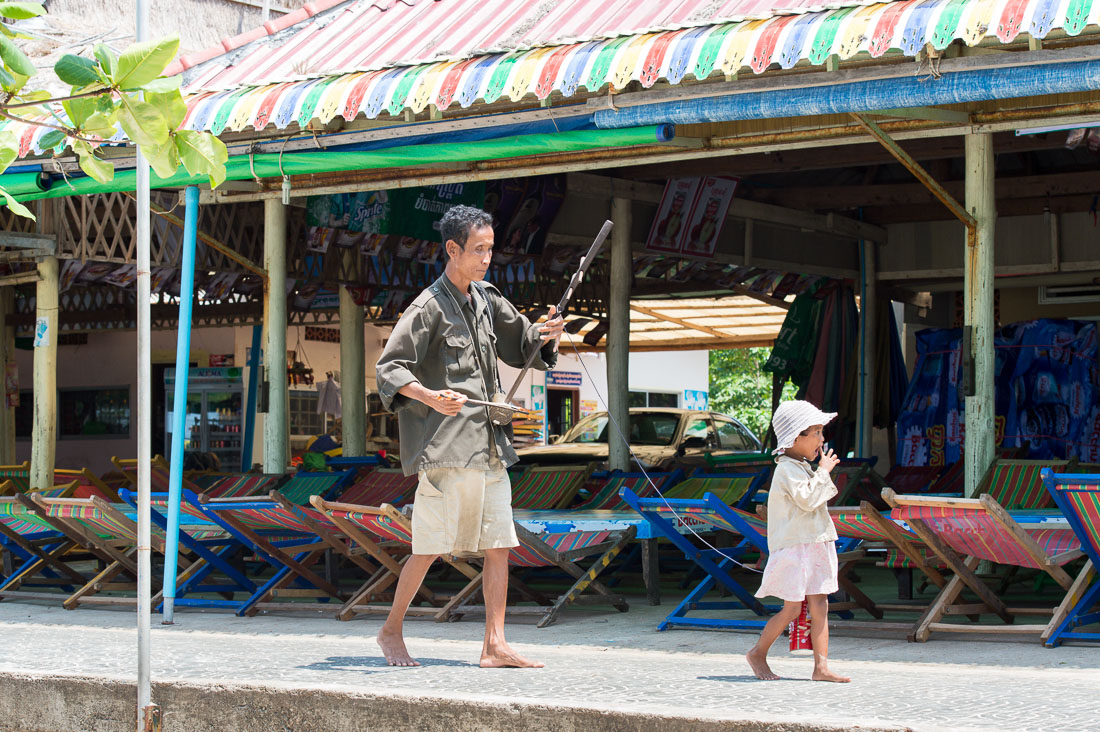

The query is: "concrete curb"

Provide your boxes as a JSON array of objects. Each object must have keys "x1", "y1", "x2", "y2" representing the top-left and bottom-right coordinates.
[{"x1": 0, "y1": 672, "x2": 914, "y2": 732}]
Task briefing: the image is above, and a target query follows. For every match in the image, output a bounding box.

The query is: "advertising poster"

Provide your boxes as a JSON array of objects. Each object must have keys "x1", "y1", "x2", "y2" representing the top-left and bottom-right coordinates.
[
  {"x1": 646, "y1": 177, "x2": 699, "y2": 253},
  {"x1": 681, "y1": 176, "x2": 739, "y2": 259}
]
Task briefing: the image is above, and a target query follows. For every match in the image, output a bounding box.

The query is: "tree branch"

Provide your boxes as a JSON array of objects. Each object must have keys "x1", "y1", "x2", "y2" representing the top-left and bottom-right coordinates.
[
  {"x1": 1, "y1": 87, "x2": 113, "y2": 110},
  {"x1": 0, "y1": 109, "x2": 98, "y2": 144}
]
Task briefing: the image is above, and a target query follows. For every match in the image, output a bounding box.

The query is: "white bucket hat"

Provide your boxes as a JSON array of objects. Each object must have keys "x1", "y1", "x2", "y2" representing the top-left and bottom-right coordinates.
[{"x1": 771, "y1": 400, "x2": 837, "y2": 455}]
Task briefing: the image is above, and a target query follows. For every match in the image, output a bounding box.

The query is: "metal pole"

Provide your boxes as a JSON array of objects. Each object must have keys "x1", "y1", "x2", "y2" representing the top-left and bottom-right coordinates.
[
  {"x1": 30, "y1": 250, "x2": 58, "y2": 490},
  {"x1": 607, "y1": 197, "x2": 631, "y2": 473},
  {"x1": 161, "y1": 186, "x2": 199, "y2": 624},
  {"x1": 241, "y1": 324, "x2": 262, "y2": 469},
  {"x1": 134, "y1": 1, "x2": 157, "y2": 728},
  {"x1": 339, "y1": 285, "x2": 366, "y2": 457},
  {"x1": 263, "y1": 199, "x2": 288, "y2": 473},
  {"x1": 963, "y1": 133, "x2": 996, "y2": 497}
]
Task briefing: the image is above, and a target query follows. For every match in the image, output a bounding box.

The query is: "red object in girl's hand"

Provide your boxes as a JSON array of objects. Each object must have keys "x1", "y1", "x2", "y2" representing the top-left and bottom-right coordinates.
[{"x1": 789, "y1": 600, "x2": 813, "y2": 654}]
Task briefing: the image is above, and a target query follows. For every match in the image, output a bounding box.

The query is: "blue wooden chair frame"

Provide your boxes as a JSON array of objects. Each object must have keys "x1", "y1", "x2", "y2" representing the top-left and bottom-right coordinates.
[{"x1": 1041, "y1": 469, "x2": 1100, "y2": 647}]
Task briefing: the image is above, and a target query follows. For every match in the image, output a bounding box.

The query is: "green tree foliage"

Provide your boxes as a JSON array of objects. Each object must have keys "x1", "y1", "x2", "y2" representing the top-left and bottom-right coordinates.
[
  {"x1": 709, "y1": 346, "x2": 795, "y2": 443},
  {"x1": 0, "y1": 2, "x2": 227, "y2": 219}
]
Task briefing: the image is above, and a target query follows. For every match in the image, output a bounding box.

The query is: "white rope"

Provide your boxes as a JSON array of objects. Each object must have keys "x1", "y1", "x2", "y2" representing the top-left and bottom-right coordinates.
[{"x1": 561, "y1": 333, "x2": 764, "y2": 574}]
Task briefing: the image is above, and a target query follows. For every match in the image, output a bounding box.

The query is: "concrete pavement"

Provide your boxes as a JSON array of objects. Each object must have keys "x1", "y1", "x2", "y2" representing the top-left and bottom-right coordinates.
[{"x1": 0, "y1": 598, "x2": 1096, "y2": 732}]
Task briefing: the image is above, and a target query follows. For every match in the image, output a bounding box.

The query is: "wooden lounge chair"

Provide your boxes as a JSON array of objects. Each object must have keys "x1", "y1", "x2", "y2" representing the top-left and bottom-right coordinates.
[
  {"x1": 0, "y1": 483, "x2": 93, "y2": 598},
  {"x1": 53, "y1": 468, "x2": 124, "y2": 502},
  {"x1": 663, "y1": 468, "x2": 769, "y2": 509},
  {"x1": 510, "y1": 464, "x2": 592, "y2": 509},
  {"x1": 337, "y1": 468, "x2": 418, "y2": 507},
  {"x1": 976, "y1": 458, "x2": 1076, "y2": 509},
  {"x1": 112, "y1": 454, "x2": 206, "y2": 496},
  {"x1": 1040, "y1": 469, "x2": 1100, "y2": 647},
  {"x1": 0, "y1": 463, "x2": 31, "y2": 494},
  {"x1": 187, "y1": 472, "x2": 286, "y2": 499},
  {"x1": 571, "y1": 470, "x2": 681, "y2": 511},
  {"x1": 883, "y1": 487, "x2": 1089, "y2": 642}
]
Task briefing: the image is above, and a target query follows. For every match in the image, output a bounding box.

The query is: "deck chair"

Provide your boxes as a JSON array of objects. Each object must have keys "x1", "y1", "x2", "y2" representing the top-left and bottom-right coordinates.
[
  {"x1": 337, "y1": 468, "x2": 418, "y2": 507},
  {"x1": 0, "y1": 483, "x2": 93, "y2": 598},
  {"x1": 53, "y1": 468, "x2": 124, "y2": 502},
  {"x1": 704, "y1": 451, "x2": 774, "y2": 471},
  {"x1": 977, "y1": 459, "x2": 1075, "y2": 509},
  {"x1": 0, "y1": 463, "x2": 31, "y2": 494},
  {"x1": 571, "y1": 470, "x2": 681, "y2": 511},
  {"x1": 664, "y1": 468, "x2": 769, "y2": 509},
  {"x1": 510, "y1": 464, "x2": 591, "y2": 509},
  {"x1": 309, "y1": 496, "x2": 484, "y2": 621},
  {"x1": 28, "y1": 493, "x2": 242, "y2": 610},
  {"x1": 112, "y1": 454, "x2": 206, "y2": 496},
  {"x1": 440, "y1": 521, "x2": 637, "y2": 628},
  {"x1": 1041, "y1": 469, "x2": 1100, "y2": 647},
  {"x1": 202, "y1": 473, "x2": 286, "y2": 499},
  {"x1": 829, "y1": 459, "x2": 878, "y2": 506},
  {"x1": 884, "y1": 487, "x2": 1089, "y2": 642}
]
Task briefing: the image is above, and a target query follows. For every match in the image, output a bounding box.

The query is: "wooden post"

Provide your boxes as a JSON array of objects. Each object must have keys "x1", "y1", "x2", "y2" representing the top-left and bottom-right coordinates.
[
  {"x1": 339, "y1": 285, "x2": 366, "y2": 457},
  {"x1": 31, "y1": 255, "x2": 58, "y2": 489},
  {"x1": 964, "y1": 133, "x2": 996, "y2": 497},
  {"x1": 859, "y1": 241, "x2": 876, "y2": 457},
  {"x1": 0, "y1": 287, "x2": 14, "y2": 464},
  {"x1": 607, "y1": 197, "x2": 631, "y2": 473},
  {"x1": 263, "y1": 199, "x2": 288, "y2": 473}
]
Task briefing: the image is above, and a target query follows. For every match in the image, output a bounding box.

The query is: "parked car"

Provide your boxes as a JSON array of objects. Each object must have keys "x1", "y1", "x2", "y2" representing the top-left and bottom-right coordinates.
[{"x1": 515, "y1": 408, "x2": 762, "y2": 472}]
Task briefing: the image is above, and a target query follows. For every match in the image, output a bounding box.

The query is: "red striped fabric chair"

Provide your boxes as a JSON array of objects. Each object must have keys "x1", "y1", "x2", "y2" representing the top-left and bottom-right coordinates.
[
  {"x1": 572, "y1": 470, "x2": 677, "y2": 511},
  {"x1": 1042, "y1": 469, "x2": 1100, "y2": 647},
  {"x1": 884, "y1": 487, "x2": 1088, "y2": 643},
  {"x1": 978, "y1": 459, "x2": 1075, "y2": 509},
  {"x1": 510, "y1": 464, "x2": 592, "y2": 509},
  {"x1": 338, "y1": 468, "x2": 418, "y2": 507}
]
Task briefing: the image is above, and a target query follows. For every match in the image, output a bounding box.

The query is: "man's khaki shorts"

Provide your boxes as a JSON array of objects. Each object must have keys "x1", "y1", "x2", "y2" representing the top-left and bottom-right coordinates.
[{"x1": 410, "y1": 465, "x2": 519, "y2": 557}]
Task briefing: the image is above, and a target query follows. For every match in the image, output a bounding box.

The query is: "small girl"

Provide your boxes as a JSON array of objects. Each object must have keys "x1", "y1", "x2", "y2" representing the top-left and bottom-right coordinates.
[{"x1": 746, "y1": 400, "x2": 850, "y2": 683}]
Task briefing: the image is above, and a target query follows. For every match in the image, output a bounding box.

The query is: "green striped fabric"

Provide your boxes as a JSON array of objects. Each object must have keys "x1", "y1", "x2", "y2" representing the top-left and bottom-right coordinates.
[
  {"x1": 663, "y1": 476, "x2": 753, "y2": 504},
  {"x1": 984, "y1": 460, "x2": 1070, "y2": 509},
  {"x1": 511, "y1": 465, "x2": 588, "y2": 509},
  {"x1": 279, "y1": 472, "x2": 346, "y2": 505}
]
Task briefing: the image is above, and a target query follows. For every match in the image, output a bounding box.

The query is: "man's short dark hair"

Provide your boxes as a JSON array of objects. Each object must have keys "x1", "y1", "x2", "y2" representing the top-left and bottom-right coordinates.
[{"x1": 440, "y1": 205, "x2": 493, "y2": 251}]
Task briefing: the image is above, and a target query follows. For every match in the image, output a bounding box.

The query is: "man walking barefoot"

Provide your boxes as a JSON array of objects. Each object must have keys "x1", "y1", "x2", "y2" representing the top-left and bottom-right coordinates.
[{"x1": 375, "y1": 205, "x2": 564, "y2": 668}]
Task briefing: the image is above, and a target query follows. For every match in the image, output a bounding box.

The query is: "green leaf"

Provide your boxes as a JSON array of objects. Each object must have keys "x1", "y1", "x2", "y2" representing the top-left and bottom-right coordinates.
[
  {"x1": 0, "y1": 187, "x2": 35, "y2": 220},
  {"x1": 93, "y1": 43, "x2": 116, "y2": 80},
  {"x1": 63, "y1": 95, "x2": 98, "y2": 128},
  {"x1": 0, "y1": 3, "x2": 45, "y2": 20},
  {"x1": 112, "y1": 37, "x2": 179, "y2": 90},
  {"x1": 0, "y1": 32, "x2": 36, "y2": 77},
  {"x1": 54, "y1": 54, "x2": 101, "y2": 87},
  {"x1": 116, "y1": 93, "x2": 169, "y2": 147},
  {"x1": 143, "y1": 140, "x2": 180, "y2": 179},
  {"x1": 0, "y1": 129, "x2": 18, "y2": 174},
  {"x1": 72, "y1": 140, "x2": 114, "y2": 183},
  {"x1": 175, "y1": 130, "x2": 228, "y2": 188},
  {"x1": 37, "y1": 129, "x2": 65, "y2": 150},
  {"x1": 146, "y1": 89, "x2": 187, "y2": 129},
  {"x1": 81, "y1": 110, "x2": 118, "y2": 138},
  {"x1": 141, "y1": 75, "x2": 182, "y2": 93}
]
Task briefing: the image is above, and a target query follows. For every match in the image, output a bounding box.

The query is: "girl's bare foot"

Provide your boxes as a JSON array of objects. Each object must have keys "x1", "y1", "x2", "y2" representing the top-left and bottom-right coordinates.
[
  {"x1": 377, "y1": 629, "x2": 419, "y2": 667},
  {"x1": 480, "y1": 641, "x2": 544, "y2": 668},
  {"x1": 746, "y1": 648, "x2": 779, "y2": 680},
  {"x1": 812, "y1": 667, "x2": 850, "y2": 683}
]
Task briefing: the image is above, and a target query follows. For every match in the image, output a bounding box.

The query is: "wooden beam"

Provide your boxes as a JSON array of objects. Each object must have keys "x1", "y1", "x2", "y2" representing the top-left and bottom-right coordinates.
[
  {"x1": 869, "y1": 107, "x2": 970, "y2": 124},
  {"x1": 566, "y1": 336, "x2": 776, "y2": 352},
  {"x1": 629, "y1": 303, "x2": 732, "y2": 338}
]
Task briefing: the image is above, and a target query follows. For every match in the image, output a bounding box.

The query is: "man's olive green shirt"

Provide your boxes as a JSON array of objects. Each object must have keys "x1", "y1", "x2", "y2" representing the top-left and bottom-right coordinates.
[{"x1": 376, "y1": 274, "x2": 558, "y2": 476}]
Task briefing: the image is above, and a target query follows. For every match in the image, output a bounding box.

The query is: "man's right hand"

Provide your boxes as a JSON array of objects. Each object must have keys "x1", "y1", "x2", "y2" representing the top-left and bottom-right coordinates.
[{"x1": 426, "y1": 388, "x2": 467, "y2": 416}]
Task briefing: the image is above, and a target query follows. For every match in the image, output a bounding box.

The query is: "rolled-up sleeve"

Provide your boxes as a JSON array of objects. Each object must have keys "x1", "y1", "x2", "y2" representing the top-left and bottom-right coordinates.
[
  {"x1": 376, "y1": 306, "x2": 429, "y2": 412},
  {"x1": 489, "y1": 292, "x2": 558, "y2": 371}
]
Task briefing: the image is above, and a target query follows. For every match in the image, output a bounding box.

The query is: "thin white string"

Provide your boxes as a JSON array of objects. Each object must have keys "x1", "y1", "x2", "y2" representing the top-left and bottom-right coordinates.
[{"x1": 561, "y1": 332, "x2": 764, "y2": 574}]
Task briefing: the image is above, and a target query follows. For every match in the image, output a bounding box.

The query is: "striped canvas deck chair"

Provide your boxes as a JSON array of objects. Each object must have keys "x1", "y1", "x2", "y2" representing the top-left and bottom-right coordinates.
[
  {"x1": 883, "y1": 487, "x2": 1089, "y2": 643},
  {"x1": 0, "y1": 463, "x2": 31, "y2": 494},
  {"x1": 53, "y1": 468, "x2": 123, "y2": 502},
  {"x1": 704, "y1": 451, "x2": 774, "y2": 471},
  {"x1": 829, "y1": 460, "x2": 876, "y2": 506},
  {"x1": 201, "y1": 473, "x2": 286, "y2": 499},
  {"x1": 978, "y1": 459, "x2": 1075, "y2": 509},
  {"x1": 1041, "y1": 469, "x2": 1100, "y2": 647},
  {"x1": 510, "y1": 464, "x2": 591, "y2": 510},
  {"x1": 0, "y1": 485, "x2": 94, "y2": 598},
  {"x1": 571, "y1": 470, "x2": 681, "y2": 511},
  {"x1": 337, "y1": 468, "x2": 418, "y2": 507},
  {"x1": 112, "y1": 454, "x2": 206, "y2": 496},
  {"x1": 29, "y1": 494, "x2": 237, "y2": 610},
  {"x1": 310, "y1": 496, "x2": 482, "y2": 621},
  {"x1": 665, "y1": 468, "x2": 769, "y2": 509},
  {"x1": 438, "y1": 521, "x2": 636, "y2": 628}
]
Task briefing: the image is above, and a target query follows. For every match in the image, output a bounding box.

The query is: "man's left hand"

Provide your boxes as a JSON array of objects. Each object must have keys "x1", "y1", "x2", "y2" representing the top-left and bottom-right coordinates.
[{"x1": 538, "y1": 305, "x2": 565, "y2": 344}]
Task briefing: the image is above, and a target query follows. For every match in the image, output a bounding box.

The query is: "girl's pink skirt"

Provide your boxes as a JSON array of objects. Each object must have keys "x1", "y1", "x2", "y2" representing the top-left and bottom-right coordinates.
[{"x1": 754, "y1": 541, "x2": 838, "y2": 602}]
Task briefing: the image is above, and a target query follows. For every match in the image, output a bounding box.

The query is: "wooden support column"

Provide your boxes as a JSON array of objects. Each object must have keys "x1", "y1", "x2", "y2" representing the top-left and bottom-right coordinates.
[
  {"x1": 607, "y1": 197, "x2": 631, "y2": 473},
  {"x1": 0, "y1": 288, "x2": 14, "y2": 464},
  {"x1": 859, "y1": 241, "x2": 876, "y2": 458},
  {"x1": 31, "y1": 255, "x2": 58, "y2": 489},
  {"x1": 339, "y1": 285, "x2": 366, "y2": 457},
  {"x1": 263, "y1": 199, "x2": 289, "y2": 473},
  {"x1": 964, "y1": 133, "x2": 996, "y2": 497}
]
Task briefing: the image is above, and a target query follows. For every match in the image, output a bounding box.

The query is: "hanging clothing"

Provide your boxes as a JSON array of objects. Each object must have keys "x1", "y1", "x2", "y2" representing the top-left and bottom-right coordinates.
[{"x1": 316, "y1": 378, "x2": 342, "y2": 416}]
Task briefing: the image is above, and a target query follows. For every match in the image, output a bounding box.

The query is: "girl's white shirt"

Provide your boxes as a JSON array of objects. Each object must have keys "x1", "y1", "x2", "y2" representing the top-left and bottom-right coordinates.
[{"x1": 765, "y1": 455, "x2": 839, "y2": 553}]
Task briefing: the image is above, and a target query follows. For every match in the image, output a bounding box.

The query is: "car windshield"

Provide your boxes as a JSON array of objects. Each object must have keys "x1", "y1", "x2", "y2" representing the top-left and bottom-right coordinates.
[{"x1": 561, "y1": 412, "x2": 680, "y2": 446}]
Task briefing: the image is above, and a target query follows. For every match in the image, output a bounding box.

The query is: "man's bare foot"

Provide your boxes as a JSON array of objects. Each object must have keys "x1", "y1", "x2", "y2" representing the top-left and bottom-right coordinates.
[
  {"x1": 377, "y1": 628, "x2": 419, "y2": 667},
  {"x1": 746, "y1": 648, "x2": 779, "y2": 680},
  {"x1": 812, "y1": 667, "x2": 850, "y2": 683},
  {"x1": 480, "y1": 642, "x2": 544, "y2": 668}
]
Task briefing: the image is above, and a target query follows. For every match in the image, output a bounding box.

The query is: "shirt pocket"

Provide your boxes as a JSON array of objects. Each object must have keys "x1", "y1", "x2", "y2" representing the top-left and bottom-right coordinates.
[{"x1": 444, "y1": 333, "x2": 475, "y2": 378}]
